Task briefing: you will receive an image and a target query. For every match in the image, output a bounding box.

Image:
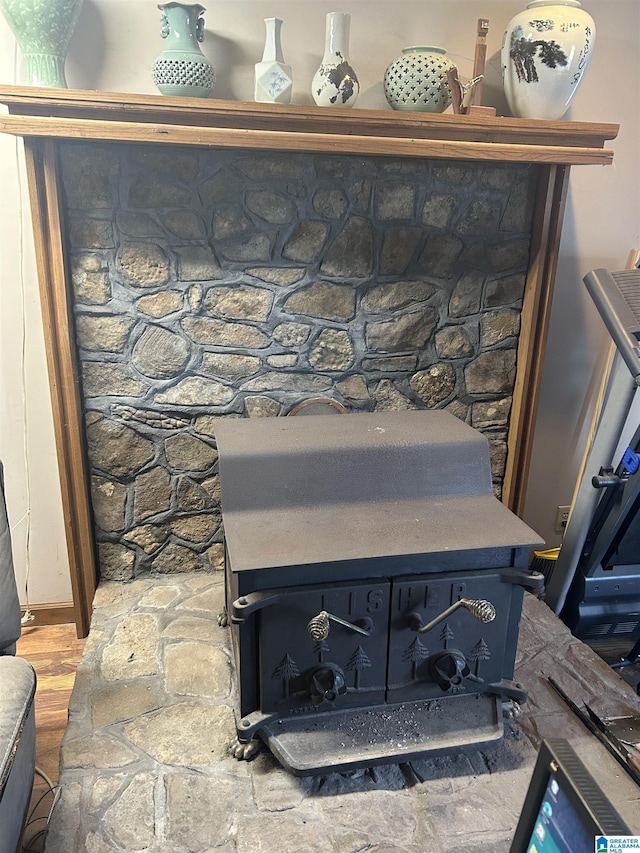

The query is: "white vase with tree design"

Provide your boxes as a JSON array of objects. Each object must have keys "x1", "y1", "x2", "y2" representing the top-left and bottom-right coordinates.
[
  {"x1": 254, "y1": 17, "x2": 292, "y2": 104},
  {"x1": 0, "y1": 0, "x2": 83, "y2": 88},
  {"x1": 501, "y1": 0, "x2": 595, "y2": 120},
  {"x1": 312, "y1": 11, "x2": 359, "y2": 108}
]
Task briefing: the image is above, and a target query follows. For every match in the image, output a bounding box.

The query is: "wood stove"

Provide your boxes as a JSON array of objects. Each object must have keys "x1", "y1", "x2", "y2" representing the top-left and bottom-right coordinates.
[{"x1": 215, "y1": 410, "x2": 543, "y2": 775}]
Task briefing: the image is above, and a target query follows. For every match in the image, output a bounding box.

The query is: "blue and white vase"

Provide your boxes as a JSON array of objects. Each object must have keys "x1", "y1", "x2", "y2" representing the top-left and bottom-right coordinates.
[
  {"x1": 254, "y1": 17, "x2": 293, "y2": 104},
  {"x1": 501, "y1": 0, "x2": 595, "y2": 120},
  {"x1": 152, "y1": 2, "x2": 215, "y2": 98},
  {"x1": 312, "y1": 11, "x2": 359, "y2": 108}
]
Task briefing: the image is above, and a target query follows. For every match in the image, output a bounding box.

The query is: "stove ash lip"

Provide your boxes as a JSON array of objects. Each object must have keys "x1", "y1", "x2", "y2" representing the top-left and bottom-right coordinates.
[{"x1": 258, "y1": 693, "x2": 506, "y2": 777}]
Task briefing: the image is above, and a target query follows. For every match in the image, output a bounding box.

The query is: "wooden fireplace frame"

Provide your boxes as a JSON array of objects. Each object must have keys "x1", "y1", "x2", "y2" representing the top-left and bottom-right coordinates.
[{"x1": 0, "y1": 86, "x2": 618, "y2": 636}]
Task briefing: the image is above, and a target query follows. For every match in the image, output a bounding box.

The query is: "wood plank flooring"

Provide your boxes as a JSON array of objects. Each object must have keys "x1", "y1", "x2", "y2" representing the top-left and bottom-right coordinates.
[{"x1": 16, "y1": 623, "x2": 84, "y2": 852}]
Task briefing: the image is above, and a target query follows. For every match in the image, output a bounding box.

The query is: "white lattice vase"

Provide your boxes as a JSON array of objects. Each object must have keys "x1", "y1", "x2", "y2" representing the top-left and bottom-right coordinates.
[
  {"x1": 383, "y1": 46, "x2": 456, "y2": 113},
  {"x1": 312, "y1": 11, "x2": 359, "y2": 108},
  {"x1": 501, "y1": 0, "x2": 595, "y2": 120},
  {"x1": 254, "y1": 17, "x2": 292, "y2": 104},
  {"x1": 152, "y1": 2, "x2": 215, "y2": 98},
  {"x1": 0, "y1": 0, "x2": 83, "y2": 87}
]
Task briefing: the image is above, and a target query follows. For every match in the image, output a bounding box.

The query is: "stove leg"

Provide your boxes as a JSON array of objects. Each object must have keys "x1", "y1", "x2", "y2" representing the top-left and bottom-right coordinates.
[
  {"x1": 487, "y1": 679, "x2": 529, "y2": 704},
  {"x1": 502, "y1": 699, "x2": 522, "y2": 721},
  {"x1": 230, "y1": 734, "x2": 261, "y2": 762}
]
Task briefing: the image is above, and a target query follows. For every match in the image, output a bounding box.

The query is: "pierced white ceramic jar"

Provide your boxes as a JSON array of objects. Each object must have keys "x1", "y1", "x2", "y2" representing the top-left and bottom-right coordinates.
[
  {"x1": 501, "y1": 0, "x2": 595, "y2": 120},
  {"x1": 383, "y1": 46, "x2": 456, "y2": 113},
  {"x1": 152, "y1": 2, "x2": 215, "y2": 99}
]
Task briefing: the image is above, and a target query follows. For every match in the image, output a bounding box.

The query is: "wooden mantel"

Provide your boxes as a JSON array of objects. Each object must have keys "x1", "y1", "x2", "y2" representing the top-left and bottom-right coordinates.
[
  {"x1": 0, "y1": 85, "x2": 618, "y2": 163},
  {"x1": 0, "y1": 86, "x2": 619, "y2": 636}
]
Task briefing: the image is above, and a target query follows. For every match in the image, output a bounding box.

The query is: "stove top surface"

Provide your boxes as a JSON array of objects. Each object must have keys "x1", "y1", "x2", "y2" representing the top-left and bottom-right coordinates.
[
  {"x1": 222, "y1": 493, "x2": 540, "y2": 572},
  {"x1": 215, "y1": 410, "x2": 541, "y2": 573}
]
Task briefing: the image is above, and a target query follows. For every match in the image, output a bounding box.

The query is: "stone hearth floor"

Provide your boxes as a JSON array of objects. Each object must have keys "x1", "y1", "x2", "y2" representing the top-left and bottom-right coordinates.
[{"x1": 45, "y1": 572, "x2": 640, "y2": 852}]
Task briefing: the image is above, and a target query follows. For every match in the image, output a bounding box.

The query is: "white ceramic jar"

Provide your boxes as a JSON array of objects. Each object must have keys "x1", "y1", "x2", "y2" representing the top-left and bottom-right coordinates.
[{"x1": 501, "y1": 0, "x2": 595, "y2": 120}]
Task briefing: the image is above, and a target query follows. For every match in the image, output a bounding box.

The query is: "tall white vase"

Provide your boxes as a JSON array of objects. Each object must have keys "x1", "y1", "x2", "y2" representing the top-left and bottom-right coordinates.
[
  {"x1": 501, "y1": 0, "x2": 595, "y2": 120},
  {"x1": 312, "y1": 11, "x2": 359, "y2": 108},
  {"x1": 0, "y1": 0, "x2": 83, "y2": 88},
  {"x1": 254, "y1": 17, "x2": 292, "y2": 104}
]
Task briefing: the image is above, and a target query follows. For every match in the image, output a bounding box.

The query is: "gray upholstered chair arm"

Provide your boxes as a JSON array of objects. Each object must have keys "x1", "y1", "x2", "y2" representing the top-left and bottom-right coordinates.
[
  {"x1": 0, "y1": 657, "x2": 36, "y2": 796},
  {"x1": 0, "y1": 656, "x2": 36, "y2": 853}
]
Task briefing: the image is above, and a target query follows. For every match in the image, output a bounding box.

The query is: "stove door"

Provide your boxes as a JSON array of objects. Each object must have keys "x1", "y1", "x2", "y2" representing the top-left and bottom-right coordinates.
[
  {"x1": 387, "y1": 571, "x2": 521, "y2": 702},
  {"x1": 259, "y1": 580, "x2": 390, "y2": 715}
]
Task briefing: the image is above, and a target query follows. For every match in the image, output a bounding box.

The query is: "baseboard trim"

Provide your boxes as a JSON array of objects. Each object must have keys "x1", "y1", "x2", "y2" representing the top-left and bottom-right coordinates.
[{"x1": 21, "y1": 602, "x2": 76, "y2": 627}]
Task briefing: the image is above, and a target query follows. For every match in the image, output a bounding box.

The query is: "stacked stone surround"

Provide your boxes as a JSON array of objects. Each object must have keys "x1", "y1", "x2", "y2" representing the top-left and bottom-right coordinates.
[{"x1": 59, "y1": 141, "x2": 537, "y2": 580}]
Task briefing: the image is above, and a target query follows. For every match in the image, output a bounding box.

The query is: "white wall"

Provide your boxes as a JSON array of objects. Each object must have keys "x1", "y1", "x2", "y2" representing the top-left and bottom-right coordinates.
[
  {"x1": 519, "y1": 2, "x2": 640, "y2": 543},
  {"x1": 0, "y1": 0, "x2": 638, "y2": 604},
  {"x1": 0, "y1": 49, "x2": 72, "y2": 606}
]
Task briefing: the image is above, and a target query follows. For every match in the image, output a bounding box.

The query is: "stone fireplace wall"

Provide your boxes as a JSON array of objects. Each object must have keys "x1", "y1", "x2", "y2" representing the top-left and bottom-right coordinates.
[{"x1": 58, "y1": 141, "x2": 537, "y2": 581}]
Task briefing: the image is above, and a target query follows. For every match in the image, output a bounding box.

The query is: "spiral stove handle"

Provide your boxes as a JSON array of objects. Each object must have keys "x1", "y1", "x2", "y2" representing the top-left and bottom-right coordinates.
[
  {"x1": 306, "y1": 610, "x2": 373, "y2": 641},
  {"x1": 409, "y1": 598, "x2": 496, "y2": 634}
]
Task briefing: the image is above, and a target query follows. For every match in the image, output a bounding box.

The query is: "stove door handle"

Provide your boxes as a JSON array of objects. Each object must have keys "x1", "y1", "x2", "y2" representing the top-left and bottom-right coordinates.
[
  {"x1": 231, "y1": 591, "x2": 282, "y2": 621},
  {"x1": 409, "y1": 598, "x2": 496, "y2": 634},
  {"x1": 307, "y1": 611, "x2": 374, "y2": 641}
]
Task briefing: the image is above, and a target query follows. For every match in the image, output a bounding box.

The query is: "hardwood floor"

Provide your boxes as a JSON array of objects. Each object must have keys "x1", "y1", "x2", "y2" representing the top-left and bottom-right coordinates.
[{"x1": 16, "y1": 623, "x2": 84, "y2": 852}]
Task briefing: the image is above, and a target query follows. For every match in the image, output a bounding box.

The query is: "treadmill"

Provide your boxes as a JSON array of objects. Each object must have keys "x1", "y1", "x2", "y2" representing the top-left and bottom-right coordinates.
[{"x1": 545, "y1": 268, "x2": 640, "y2": 667}]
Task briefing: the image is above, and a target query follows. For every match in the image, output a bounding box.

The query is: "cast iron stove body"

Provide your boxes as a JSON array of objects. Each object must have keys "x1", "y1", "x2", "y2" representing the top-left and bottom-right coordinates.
[{"x1": 215, "y1": 410, "x2": 543, "y2": 775}]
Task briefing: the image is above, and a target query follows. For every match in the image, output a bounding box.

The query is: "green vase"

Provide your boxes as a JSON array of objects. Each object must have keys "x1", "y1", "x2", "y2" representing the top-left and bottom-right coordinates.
[
  {"x1": 152, "y1": 2, "x2": 215, "y2": 98},
  {"x1": 0, "y1": 0, "x2": 83, "y2": 88}
]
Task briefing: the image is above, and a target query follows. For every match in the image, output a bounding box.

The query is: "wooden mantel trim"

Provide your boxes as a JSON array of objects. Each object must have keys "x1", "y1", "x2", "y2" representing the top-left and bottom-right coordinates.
[
  {"x1": 0, "y1": 114, "x2": 616, "y2": 165},
  {"x1": 0, "y1": 85, "x2": 618, "y2": 165}
]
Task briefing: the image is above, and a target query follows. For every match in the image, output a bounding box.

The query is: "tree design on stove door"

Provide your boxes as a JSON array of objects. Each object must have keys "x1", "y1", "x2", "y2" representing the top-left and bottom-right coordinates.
[
  {"x1": 468, "y1": 638, "x2": 491, "y2": 679},
  {"x1": 402, "y1": 637, "x2": 429, "y2": 680},
  {"x1": 313, "y1": 639, "x2": 330, "y2": 663},
  {"x1": 440, "y1": 622, "x2": 454, "y2": 650},
  {"x1": 345, "y1": 645, "x2": 372, "y2": 689},
  {"x1": 272, "y1": 653, "x2": 300, "y2": 699}
]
